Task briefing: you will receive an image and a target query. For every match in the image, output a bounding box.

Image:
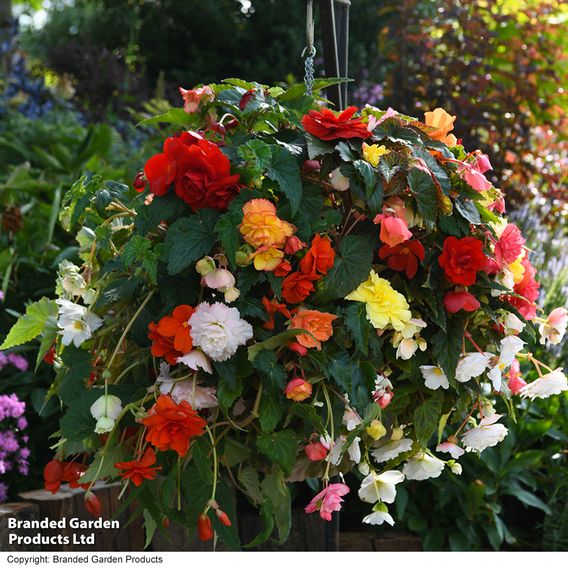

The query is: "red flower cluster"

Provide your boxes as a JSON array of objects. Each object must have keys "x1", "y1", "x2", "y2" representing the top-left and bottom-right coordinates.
[
  {"x1": 143, "y1": 395, "x2": 206, "y2": 457},
  {"x1": 144, "y1": 131, "x2": 240, "y2": 211},
  {"x1": 438, "y1": 236, "x2": 488, "y2": 286},
  {"x1": 302, "y1": 107, "x2": 370, "y2": 141},
  {"x1": 43, "y1": 459, "x2": 89, "y2": 494},
  {"x1": 115, "y1": 447, "x2": 162, "y2": 487},
  {"x1": 379, "y1": 240, "x2": 425, "y2": 279},
  {"x1": 282, "y1": 235, "x2": 335, "y2": 304},
  {"x1": 148, "y1": 305, "x2": 195, "y2": 365}
]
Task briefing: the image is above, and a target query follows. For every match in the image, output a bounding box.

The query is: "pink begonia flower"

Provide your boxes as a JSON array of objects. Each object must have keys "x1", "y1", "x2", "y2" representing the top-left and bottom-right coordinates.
[
  {"x1": 436, "y1": 440, "x2": 465, "y2": 459},
  {"x1": 374, "y1": 107, "x2": 398, "y2": 127},
  {"x1": 443, "y1": 290, "x2": 480, "y2": 314},
  {"x1": 179, "y1": 85, "x2": 214, "y2": 113},
  {"x1": 474, "y1": 153, "x2": 492, "y2": 174},
  {"x1": 304, "y1": 483, "x2": 350, "y2": 521},
  {"x1": 284, "y1": 236, "x2": 307, "y2": 255},
  {"x1": 507, "y1": 359, "x2": 527, "y2": 395},
  {"x1": 463, "y1": 166, "x2": 492, "y2": 192},
  {"x1": 203, "y1": 268, "x2": 235, "y2": 291},
  {"x1": 539, "y1": 307, "x2": 568, "y2": 346},
  {"x1": 495, "y1": 224, "x2": 525, "y2": 266},
  {"x1": 374, "y1": 197, "x2": 412, "y2": 247}
]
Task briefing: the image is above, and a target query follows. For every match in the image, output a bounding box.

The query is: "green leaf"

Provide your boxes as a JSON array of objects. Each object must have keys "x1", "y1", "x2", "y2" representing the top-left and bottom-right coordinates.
[
  {"x1": 248, "y1": 329, "x2": 304, "y2": 362},
  {"x1": 266, "y1": 145, "x2": 302, "y2": 215},
  {"x1": 59, "y1": 346, "x2": 93, "y2": 405},
  {"x1": 344, "y1": 302, "x2": 371, "y2": 355},
  {"x1": 503, "y1": 485, "x2": 552, "y2": 514},
  {"x1": 164, "y1": 209, "x2": 220, "y2": 274},
  {"x1": 143, "y1": 510, "x2": 157, "y2": 550},
  {"x1": 305, "y1": 133, "x2": 336, "y2": 160},
  {"x1": 408, "y1": 168, "x2": 438, "y2": 228},
  {"x1": 223, "y1": 437, "x2": 251, "y2": 468},
  {"x1": 1, "y1": 298, "x2": 58, "y2": 349},
  {"x1": 259, "y1": 396, "x2": 283, "y2": 432},
  {"x1": 455, "y1": 196, "x2": 482, "y2": 225},
  {"x1": 432, "y1": 316, "x2": 464, "y2": 383},
  {"x1": 80, "y1": 445, "x2": 126, "y2": 484},
  {"x1": 137, "y1": 108, "x2": 192, "y2": 127},
  {"x1": 262, "y1": 472, "x2": 291, "y2": 544},
  {"x1": 414, "y1": 391, "x2": 445, "y2": 445},
  {"x1": 213, "y1": 359, "x2": 237, "y2": 390},
  {"x1": 252, "y1": 350, "x2": 287, "y2": 391},
  {"x1": 122, "y1": 235, "x2": 160, "y2": 284},
  {"x1": 243, "y1": 502, "x2": 275, "y2": 549},
  {"x1": 256, "y1": 430, "x2": 299, "y2": 475},
  {"x1": 238, "y1": 465, "x2": 263, "y2": 504},
  {"x1": 353, "y1": 159, "x2": 376, "y2": 197},
  {"x1": 311, "y1": 235, "x2": 373, "y2": 304}
]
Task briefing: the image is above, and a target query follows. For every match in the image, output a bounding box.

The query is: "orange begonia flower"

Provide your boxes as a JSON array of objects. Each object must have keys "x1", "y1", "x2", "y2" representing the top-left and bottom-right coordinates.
[
  {"x1": 423, "y1": 108, "x2": 458, "y2": 146},
  {"x1": 281, "y1": 272, "x2": 319, "y2": 304},
  {"x1": 143, "y1": 395, "x2": 206, "y2": 457},
  {"x1": 299, "y1": 234, "x2": 335, "y2": 276},
  {"x1": 239, "y1": 199, "x2": 295, "y2": 249},
  {"x1": 289, "y1": 309, "x2": 338, "y2": 350},
  {"x1": 148, "y1": 305, "x2": 194, "y2": 364},
  {"x1": 115, "y1": 447, "x2": 162, "y2": 487}
]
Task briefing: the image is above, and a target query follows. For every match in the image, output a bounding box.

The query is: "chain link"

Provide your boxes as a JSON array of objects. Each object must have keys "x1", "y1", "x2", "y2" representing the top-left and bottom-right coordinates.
[{"x1": 303, "y1": 45, "x2": 316, "y2": 97}]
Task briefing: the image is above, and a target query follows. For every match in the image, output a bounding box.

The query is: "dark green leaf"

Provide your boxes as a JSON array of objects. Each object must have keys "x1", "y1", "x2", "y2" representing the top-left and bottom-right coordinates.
[
  {"x1": 414, "y1": 391, "x2": 445, "y2": 445},
  {"x1": 256, "y1": 430, "x2": 299, "y2": 475},
  {"x1": 266, "y1": 146, "x2": 302, "y2": 215}
]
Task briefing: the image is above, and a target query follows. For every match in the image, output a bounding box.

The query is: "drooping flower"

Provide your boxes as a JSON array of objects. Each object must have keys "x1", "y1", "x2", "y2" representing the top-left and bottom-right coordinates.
[
  {"x1": 148, "y1": 305, "x2": 195, "y2": 365},
  {"x1": 438, "y1": 236, "x2": 488, "y2": 286},
  {"x1": 284, "y1": 235, "x2": 306, "y2": 255},
  {"x1": 379, "y1": 240, "x2": 425, "y2": 279},
  {"x1": 373, "y1": 198, "x2": 412, "y2": 248},
  {"x1": 392, "y1": 318, "x2": 427, "y2": 360},
  {"x1": 285, "y1": 378, "x2": 313, "y2": 401},
  {"x1": 249, "y1": 246, "x2": 285, "y2": 271},
  {"x1": 90, "y1": 394, "x2": 123, "y2": 434},
  {"x1": 486, "y1": 336, "x2": 525, "y2": 391},
  {"x1": 358, "y1": 470, "x2": 405, "y2": 504},
  {"x1": 189, "y1": 302, "x2": 253, "y2": 362},
  {"x1": 343, "y1": 408, "x2": 363, "y2": 431},
  {"x1": 366, "y1": 420, "x2": 387, "y2": 441},
  {"x1": 346, "y1": 270, "x2": 412, "y2": 331},
  {"x1": 239, "y1": 199, "x2": 295, "y2": 249},
  {"x1": 84, "y1": 492, "x2": 102, "y2": 518},
  {"x1": 436, "y1": 441, "x2": 465, "y2": 459},
  {"x1": 43, "y1": 459, "x2": 89, "y2": 494},
  {"x1": 456, "y1": 352, "x2": 492, "y2": 383},
  {"x1": 289, "y1": 309, "x2": 337, "y2": 350},
  {"x1": 56, "y1": 299, "x2": 103, "y2": 348},
  {"x1": 362, "y1": 143, "x2": 390, "y2": 167},
  {"x1": 420, "y1": 366, "x2": 449, "y2": 390},
  {"x1": 443, "y1": 290, "x2": 480, "y2": 314},
  {"x1": 282, "y1": 272, "x2": 319, "y2": 304},
  {"x1": 539, "y1": 307, "x2": 568, "y2": 346},
  {"x1": 329, "y1": 168, "x2": 350, "y2": 191},
  {"x1": 506, "y1": 359, "x2": 527, "y2": 395},
  {"x1": 304, "y1": 483, "x2": 350, "y2": 521},
  {"x1": 261, "y1": 297, "x2": 292, "y2": 330},
  {"x1": 179, "y1": 85, "x2": 214, "y2": 113},
  {"x1": 299, "y1": 234, "x2": 336, "y2": 276},
  {"x1": 362, "y1": 503, "x2": 395, "y2": 526},
  {"x1": 503, "y1": 313, "x2": 525, "y2": 336},
  {"x1": 372, "y1": 375, "x2": 394, "y2": 409},
  {"x1": 176, "y1": 350, "x2": 213, "y2": 374},
  {"x1": 423, "y1": 108, "x2": 457, "y2": 146},
  {"x1": 371, "y1": 438, "x2": 413, "y2": 463},
  {"x1": 115, "y1": 447, "x2": 162, "y2": 487},
  {"x1": 143, "y1": 395, "x2": 206, "y2": 456},
  {"x1": 402, "y1": 451, "x2": 445, "y2": 480},
  {"x1": 520, "y1": 369, "x2": 568, "y2": 401},
  {"x1": 302, "y1": 107, "x2": 370, "y2": 141},
  {"x1": 495, "y1": 224, "x2": 525, "y2": 266},
  {"x1": 462, "y1": 413, "x2": 508, "y2": 452},
  {"x1": 203, "y1": 268, "x2": 235, "y2": 292},
  {"x1": 197, "y1": 513, "x2": 214, "y2": 541},
  {"x1": 158, "y1": 378, "x2": 218, "y2": 410}
]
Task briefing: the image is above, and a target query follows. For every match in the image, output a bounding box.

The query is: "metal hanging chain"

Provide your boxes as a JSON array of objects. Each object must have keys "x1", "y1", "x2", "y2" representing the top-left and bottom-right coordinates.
[{"x1": 302, "y1": 0, "x2": 316, "y2": 96}]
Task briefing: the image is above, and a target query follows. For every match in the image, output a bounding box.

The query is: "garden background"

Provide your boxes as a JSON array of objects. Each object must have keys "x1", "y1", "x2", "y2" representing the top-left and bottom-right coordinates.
[{"x1": 0, "y1": 0, "x2": 567, "y2": 551}]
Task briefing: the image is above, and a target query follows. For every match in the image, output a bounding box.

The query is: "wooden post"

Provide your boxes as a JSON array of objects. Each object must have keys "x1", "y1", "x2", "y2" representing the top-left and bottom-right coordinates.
[{"x1": 0, "y1": 502, "x2": 41, "y2": 552}]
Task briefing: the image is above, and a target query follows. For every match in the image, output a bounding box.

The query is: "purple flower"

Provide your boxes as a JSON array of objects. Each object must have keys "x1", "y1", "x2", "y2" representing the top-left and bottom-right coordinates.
[{"x1": 6, "y1": 353, "x2": 28, "y2": 372}]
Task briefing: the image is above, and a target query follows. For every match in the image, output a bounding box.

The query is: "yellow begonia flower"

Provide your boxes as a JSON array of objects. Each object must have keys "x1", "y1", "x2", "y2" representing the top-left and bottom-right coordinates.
[
  {"x1": 362, "y1": 143, "x2": 390, "y2": 167},
  {"x1": 239, "y1": 198, "x2": 295, "y2": 249},
  {"x1": 509, "y1": 253, "x2": 526, "y2": 285},
  {"x1": 345, "y1": 270, "x2": 412, "y2": 331},
  {"x1": 250, "y1": 246, "x2": 284, "y2": 272}
]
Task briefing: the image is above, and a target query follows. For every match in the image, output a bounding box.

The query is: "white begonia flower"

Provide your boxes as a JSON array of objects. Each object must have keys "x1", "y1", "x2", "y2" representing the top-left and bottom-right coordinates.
[
  {"x1": 158, "y1": 380, "x2": 218, "y2": 410},
  {"x1": 329, "y1": 168, "x2": 350, "y2": 191},
  {"x1": 90, "y1": 394, "x2": 122, "y2": 434},
  {"x1": 462, "y1": 413, "x2": 508, "y2": 453},
  {"x1": 539, "y1": 308, "x2": 568, "y2": 346},
  {"x1": 348, "y1": 437, "x2": 362, "y2": 464},
  {"x1": 177, "y1": 350, "x2": 212, "y2": 374},
  {"x1": 358, "y1": 470, "x2": 405, "y2": 504},
  {"x1": 503, "y1": 313, "x2": 525, "y2": 336},
  {"x1": 58, "y1": 260, "x2": 88, "y2": 298},
  {"x1": 358, "y1": 461, "x2": 370, "y2": 476},
  {"x1": 371, "y1": 438, "x2": 413, "y2": 463},
  {"x1": 520, "y1": 369, "x2": 568, "y2": 401},
  {"x1": 189, "y1": 302, "x2": 253, "y2": 362},
  {"x1": 402, "y1": 451, "x2": 445, "y2": 480},
  {"x1": 342, "y1": 408, "x2": 362, "y2": 431},
  {"x1": 362, "y1": 506, "x2": 395, "y2": 527},
  {"x1": 223, "y1": 287, "x2": 240, "y2": 303},
  {"x1": 456, "y1": 352, "x2": 492, "y2": 383},
  {"x1": 491, "y1": 268, "x2": 515, "y2": 297},
  {"x1": 436, "y1": 441, "x2": 464, "y2": 459},
  {"x1": 420, "y1": 365, "x2": 449, "y2": 390},
  {"x1": 487, "y1": 335, "x2": 525, "y2": 390},
  {"x1": 204, "y1": 268, "x2": 235, "y2": 291},
  {"x1": 328, "y1": 436, "x2": 346, "y2": 466},
  {"x1": 393, "y1": 319, "x2": 427, "y2": 360},
  {"x1": 56, "y1": 299, "x2": 103, "y2": 347}
]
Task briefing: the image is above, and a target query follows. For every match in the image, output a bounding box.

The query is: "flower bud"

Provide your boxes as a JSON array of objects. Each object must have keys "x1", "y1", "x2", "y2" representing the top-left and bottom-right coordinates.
[
  {"x1": 216, "y1": 509, "x2": 232, "y2": 527},
  {"x1": 302, "y1": 159, "x2": 320, "y2": 174},
  {"x1": 84, "y1": 492, "x2": 102, "y2": 518},
  {"x1": 391, "y1": 427, "x2": 404, "y2": 441},
  {"x1": 450, "y1": 461, "x2": 462, "y2": 475},
  {"x1": 133, "y1": 172, "x2": 146, "y2": 192},
  {"x1": 284, "y1": 236, "x2": 306, "y2": 255},
  {"x1": 304, "y1": 441, "x2": 328, "y2": 461},
  {"x1": 196, "y1": 256, "x2": 216, "y2": 276},
  {"x1": 90, "y1": 394, "x2": 122, "y2": 434},
  {"x1": 224, "y1": 287, "x2": 240, "y2": 303},
  {"x1": 284, "y1": 378, "x2": 312, "y2": 402},
  {"x1": 288, "y1": 342, "x2": 308, "y2": 357},
  {"x1": 235, "y1": 248, "x2": 253, "y2": 267},
  {"x1": 366, "y1": 419, "x2": 387, "y2": 441},
  {"x1": 197, "y1": 513, "x2": 214, "y2": 541}
]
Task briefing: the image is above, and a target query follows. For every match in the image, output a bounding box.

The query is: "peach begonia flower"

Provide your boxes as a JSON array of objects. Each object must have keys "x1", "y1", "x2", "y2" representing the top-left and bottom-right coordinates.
[
  {"x1": 424, "y1": 108, "x2": 458, "y2": 146},
  {"x1": 289, "y1": 309, "x2": 338, "y2": 350},
  {"x1": 239, "y1": 198, "x2": 295, "y2": 249}
]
